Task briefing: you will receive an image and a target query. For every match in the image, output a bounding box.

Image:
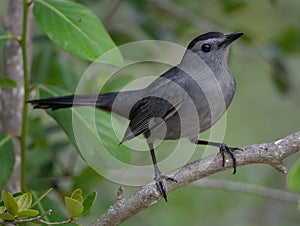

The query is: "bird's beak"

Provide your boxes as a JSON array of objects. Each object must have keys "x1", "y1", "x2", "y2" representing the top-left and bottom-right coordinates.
[{"x1": 221, "y1": 32, "x2": 244, "y2": 47}]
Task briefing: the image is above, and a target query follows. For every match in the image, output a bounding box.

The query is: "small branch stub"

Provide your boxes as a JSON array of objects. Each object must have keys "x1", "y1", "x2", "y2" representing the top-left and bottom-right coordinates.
[{"x1": 116, "y1": 186, "x2": 123, "y2": 202}]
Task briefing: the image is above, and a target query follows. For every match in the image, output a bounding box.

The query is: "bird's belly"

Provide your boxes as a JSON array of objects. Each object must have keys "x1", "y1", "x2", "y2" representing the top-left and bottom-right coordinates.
[{"x1": 151, "y1": 95, "x2": 228, "y2": 140}]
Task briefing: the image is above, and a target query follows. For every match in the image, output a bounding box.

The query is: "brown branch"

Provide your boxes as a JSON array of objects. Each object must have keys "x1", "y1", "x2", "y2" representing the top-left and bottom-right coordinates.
[
  {"x1": 3, "y1": 209, "x2": 75, "y2": 225},
  {"x1": 6, "y1": 209, "x2": 53, "y2": 224},
  {"x1": 91, "y1": 131, "x2": 300, "y2": 226}
]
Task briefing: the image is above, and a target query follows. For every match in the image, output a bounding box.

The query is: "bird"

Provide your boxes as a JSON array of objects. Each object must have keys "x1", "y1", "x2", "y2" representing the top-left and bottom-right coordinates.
[{"x1": 28, "y1": 31, "x2": 244, "y2": 201}]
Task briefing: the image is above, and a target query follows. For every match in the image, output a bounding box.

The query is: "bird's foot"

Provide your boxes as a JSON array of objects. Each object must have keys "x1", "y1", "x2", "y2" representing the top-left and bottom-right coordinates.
[
  {"x1": 219, "y1": 143, "x2": 242, "y2": 174},
  {"x1": 154, "y1": 171, "x2": 177, "y2": 202}
]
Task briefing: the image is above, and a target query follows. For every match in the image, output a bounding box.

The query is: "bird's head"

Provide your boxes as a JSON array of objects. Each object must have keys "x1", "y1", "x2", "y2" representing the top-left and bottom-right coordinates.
[{"x1": 185, "y1": 31, "x2": 243, "y2": 68}]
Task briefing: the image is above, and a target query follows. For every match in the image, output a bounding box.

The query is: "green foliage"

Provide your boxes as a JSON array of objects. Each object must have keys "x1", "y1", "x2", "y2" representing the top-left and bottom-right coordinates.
[
  {"x1": 31, "y1": 42, "x2": 81, "y2": 91},
  {"x1": 73, "y1": 166, "x2": 103, "y2": 194},
  {"x1": 34, "y1": 85, "x2": 130, "y2": 167},
  {"x1": 17, "y1": 193, "x2": 33, "y2": 211},
  {"x1": 0, "y1": 133, "x2": 15, "y2": 189},
  {"x1": 64, "y1": 188, "x2": 96, "y2": 218},
  {"x1": 287, "y1": 159, "x2": 300, "y2": 192},
  {"x1": 31, "y1": 188, "x2": 52, "y2": 208},
  {"x1": 82, "y1": 192, "x2": 97, "y2": 216},
  {"x1": 0, "y1": 77, "x2": 17, "y2": 88},
  {"x1": 38, "y1": 196, "x2": 77, "y2": 225},
  {"x1": 270, "y1": 58, "x2": 290, "y2": 95},
  {"x1": 0, "y1": 191, "x2": 39, "y2": 222},
  {"x1": 0, "y1": 29, "x2": 11, "y2": 50},
  {"x1": 0, "y1": 0, "x2": 299, "y2": 225},
  {"x1": 17, "y1": 209, "x2": 39, "y2": 218},
  {"x1": 65, "y1": 197, "x2": 84, "y2": 218},
  {"x1": 287, "y1": 160, "x2": 300, "y2": 213},
  {"x1": 71, "y1": 189, "x2": 83, "y2": 203},
  {"x1": 16, "y1": 222, "x2": 41, "y2": 226},
  {"x1": 0, "y1": 188, "x2": 92, "y2": 224},
  {"x1": 218, "y1": 0, "x2": 247, "y2": 13},
  {"x1": 33, "y1": 0, "x2": 122, "y2": 64},
  {"x1": 1, "y1": 190, "x2": 19, "y2": 216},
  {"x1": 0, "y1": 212, "x2": 15, "y2": 221},
  {"x1": 276, "y1": 27, "x2": 300, "y2": 53}
]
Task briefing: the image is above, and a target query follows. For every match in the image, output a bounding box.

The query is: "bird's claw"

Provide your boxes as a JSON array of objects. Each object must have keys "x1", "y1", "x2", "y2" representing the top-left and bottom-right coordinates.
[
  {"x1": 219, "y1": 143, "x2": 242, "y2": 174},
  {"x1": 154, "y1": 172, "x2": 177, "y2": 202}
]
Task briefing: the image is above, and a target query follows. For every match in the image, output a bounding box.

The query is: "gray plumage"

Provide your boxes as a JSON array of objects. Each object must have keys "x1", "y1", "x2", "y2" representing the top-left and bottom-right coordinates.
[{"x1": 28, "y1": 31, "x2": 243, "y2": 201}]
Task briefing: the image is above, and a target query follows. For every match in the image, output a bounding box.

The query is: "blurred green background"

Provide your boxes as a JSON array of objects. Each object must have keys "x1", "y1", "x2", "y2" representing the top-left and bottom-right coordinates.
[{"x1": 1, "y1": 0, "x2": 300, "y2": 225}]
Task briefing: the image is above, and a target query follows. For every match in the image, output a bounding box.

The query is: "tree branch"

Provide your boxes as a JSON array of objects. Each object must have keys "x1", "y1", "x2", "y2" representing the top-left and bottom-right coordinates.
[
  {"x1": 92, "y1": 131, "x2": 300, "y2": 226},
  {"x1": 0, "y1": 0, "x2": 33, "y2": 193},
  {"x1": 1, "y1": 0, "x2": 25, "y2": 193}
]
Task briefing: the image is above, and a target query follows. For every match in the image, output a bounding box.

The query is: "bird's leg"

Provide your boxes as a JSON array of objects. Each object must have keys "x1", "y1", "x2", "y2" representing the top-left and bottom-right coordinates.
[
  {"x1": 196, "y1": 140, "x2": 242, "y2": 174},
  {"x1": 148, "y1": 141, "x2": 177, "y2": 202}
]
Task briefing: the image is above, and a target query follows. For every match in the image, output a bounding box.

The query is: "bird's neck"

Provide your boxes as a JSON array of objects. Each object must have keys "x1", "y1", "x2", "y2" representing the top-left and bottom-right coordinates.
[{"x1": 179, "y1": 50, "x2": 236, "y2": 109}]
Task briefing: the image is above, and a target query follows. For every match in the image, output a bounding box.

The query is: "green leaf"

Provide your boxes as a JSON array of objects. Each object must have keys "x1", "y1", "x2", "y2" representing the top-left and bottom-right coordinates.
[
  {"x1": 287, "y1": 158, "x2": 300, "y2": 191},
  {"x1": 64, "y1": 197, "x2": 84, "y2": 218},
  {"x1": 33, "y1": 0, "x2": 123, "y2": 64},
  {"x1": 31, "y1": 43, "x2": 80, "y2": 90},
  {"x1": 17, "y1": 209, "x2": 39, "y2": 217},
  {"x1": 82, "y1": 192, "x2": 96, "y2": 216},
  {"x1": 34, "y1": 85, "x2": 131, "y2": 176},
  {"x1": 17, "y1": 193, "x2": 32, "y2": 211},
  {"x1": 0, "y1": 30, "x2": 12, "y2": 50},
  {"x1": 71, "y1": 189, "x2": 83, "y2": 203},
  {"x1": 0, "y1": 78, "x2": 17, "y2": 88},
  {"x1": 38, "y1": 196, "x2": 77, "y2": 225},
  {"x1": 0, "y1": 192, "x2": 23, "y2": 207},
  {"x1": 0, "y1": 212, "x2": 15, "y2": 221},
  {"x1": 2, "y1": 191, "x2": 18, "y2": 215},
  {"x1": 0, "y1": 133, "x2": 15, "y2": 189}
]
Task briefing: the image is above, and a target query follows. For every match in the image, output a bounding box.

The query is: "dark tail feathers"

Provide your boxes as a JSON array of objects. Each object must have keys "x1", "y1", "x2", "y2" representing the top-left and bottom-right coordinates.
[{"x1": 27, "y1": 93, "x2": 118, "y2": 111}]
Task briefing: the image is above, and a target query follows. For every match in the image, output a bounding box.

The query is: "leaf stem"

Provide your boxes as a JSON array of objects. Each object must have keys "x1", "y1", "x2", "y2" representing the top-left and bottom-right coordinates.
[{"x1": 20, "y1": 0, "x2": 30, "y2": 192}]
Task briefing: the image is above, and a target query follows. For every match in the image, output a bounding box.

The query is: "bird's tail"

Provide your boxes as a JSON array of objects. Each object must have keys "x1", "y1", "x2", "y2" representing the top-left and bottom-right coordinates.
[{"x1": 27, "y1": 93, "x2": 118, "y2": 111}]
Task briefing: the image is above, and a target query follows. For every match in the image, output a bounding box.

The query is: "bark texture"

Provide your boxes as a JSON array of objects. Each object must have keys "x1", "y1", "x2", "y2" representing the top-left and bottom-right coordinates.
[{"x1": 0, "y1": 0, "x2": 32, "y2": 193}]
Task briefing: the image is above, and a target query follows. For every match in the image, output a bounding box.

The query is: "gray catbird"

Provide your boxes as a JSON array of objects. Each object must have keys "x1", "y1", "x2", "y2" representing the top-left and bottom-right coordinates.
[{"x1": 28, "y1": 31, "x2": 243, "y2": 201}]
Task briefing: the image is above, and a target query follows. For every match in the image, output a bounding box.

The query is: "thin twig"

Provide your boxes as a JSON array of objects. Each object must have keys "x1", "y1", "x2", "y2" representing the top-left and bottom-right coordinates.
[
  {"x1": 37, "y1": 216, "x2": 74, "y2": 225},
  {"x1": 3, "y1": 209, "x2": 75, "y2": 225},
  {"x1": 20, "y1": 0, "x2": 31, "y2": 192},
  {"x1": 116, "y1": 186, "x2": 124, "y2": 202},
  {"x1": 8, "y1": 209, "x2": 52, "y2": 224}
]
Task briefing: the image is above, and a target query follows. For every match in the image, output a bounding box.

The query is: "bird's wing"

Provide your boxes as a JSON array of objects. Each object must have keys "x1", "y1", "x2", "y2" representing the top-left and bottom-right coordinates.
[
  {"x1": 120, "y1": 95, "x2": 186, "y2": 143},
  {"x1": 120, "y1": 66, "x2": 189, "y2": 143}
]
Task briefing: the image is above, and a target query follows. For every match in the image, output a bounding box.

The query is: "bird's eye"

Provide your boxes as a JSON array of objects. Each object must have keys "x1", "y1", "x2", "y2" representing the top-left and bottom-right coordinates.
[{"x1": 201, "y1": 44, "x2": 211, "y2": 52}]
